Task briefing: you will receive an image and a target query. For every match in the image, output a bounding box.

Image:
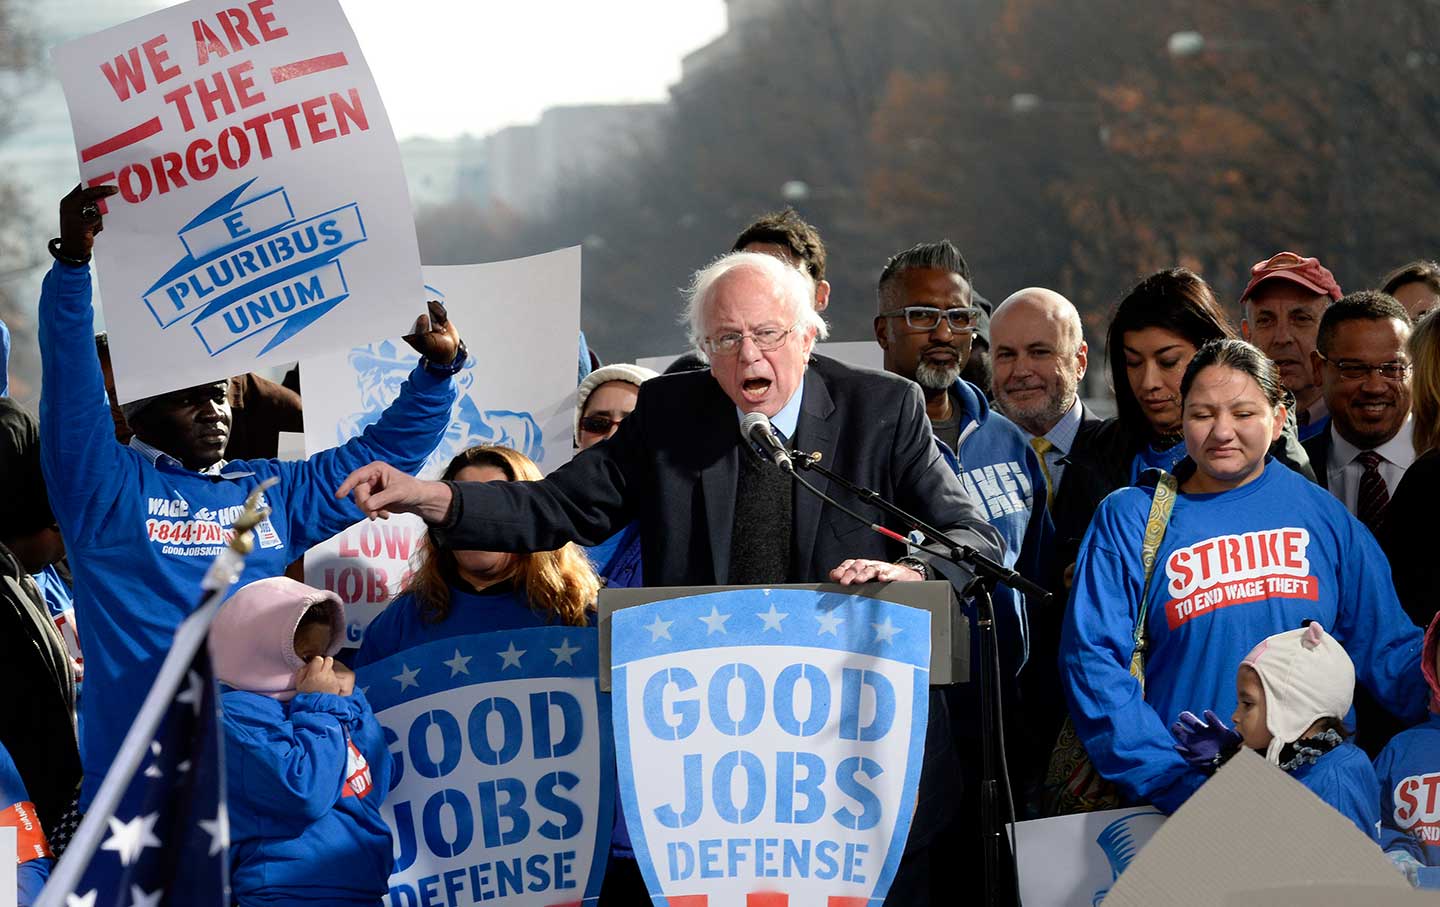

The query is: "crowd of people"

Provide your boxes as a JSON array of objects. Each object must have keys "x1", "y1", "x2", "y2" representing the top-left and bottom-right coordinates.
[{"x1": 1, "y1": 183, "x2": 1438, "y2": 905}]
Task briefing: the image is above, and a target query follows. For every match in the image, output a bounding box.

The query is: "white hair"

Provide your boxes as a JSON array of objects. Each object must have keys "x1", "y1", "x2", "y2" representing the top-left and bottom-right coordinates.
[{"x1": 682, "y1": 251, "x2": 829, "y2": 360}]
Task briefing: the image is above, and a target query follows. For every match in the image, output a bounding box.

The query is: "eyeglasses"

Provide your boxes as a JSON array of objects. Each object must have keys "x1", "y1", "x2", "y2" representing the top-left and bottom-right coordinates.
[
  {"x1": 878, "y1": 306, "x2": 979, "y2": 333},
  {"x1": 704, "y1": 323, "x2": 799, "y2": 355},
  {"x1": 578, "y1": 414, "x2": 624, "y2": 435},
  {"x1": 1315, "y1": 353, "x2": 1411, "y2": 382}
]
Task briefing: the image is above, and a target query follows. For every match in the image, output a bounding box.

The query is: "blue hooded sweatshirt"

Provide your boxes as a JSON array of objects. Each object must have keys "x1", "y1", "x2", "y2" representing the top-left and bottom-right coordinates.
[
  {"x1": 0, "y1": 739, "x2": 51, "y2": 905},
  {"x1": 1374, "y1": 611, "x2": 1440, "y2": 888},
  {"x1": 224, "y1": 689, "x2": 394, "y2": 905},
  {"x1": 37, "y1": 261, "x2": 455, "y2": 808},
  {"x1": 1061, "y1": 461, "x2": 1427, "y2": 812},
  {"x1": 934, "y1": 378, "x2": 1052, "y2": 680}
]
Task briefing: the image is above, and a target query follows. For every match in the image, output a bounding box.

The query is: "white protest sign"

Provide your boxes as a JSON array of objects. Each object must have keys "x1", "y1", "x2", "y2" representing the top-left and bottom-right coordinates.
[
  {"x1": 0, "y1": 826, "x2": 13, "y2": 907},
  {"x1": 55, "y1": 0, "x2": 424, "y2": 402},
  {"x1": 611, "y1": 590, "x2": 931, "y2": 906},
  {"x1": 355, "y1": 628, "x2": 614, "y2": 906},
  {"x1": 302, "y1": 251, "x2": 581, "y2": 645},
  {"x1": 1014, "y1": 806, "x2": 1165, "y2": 906}
]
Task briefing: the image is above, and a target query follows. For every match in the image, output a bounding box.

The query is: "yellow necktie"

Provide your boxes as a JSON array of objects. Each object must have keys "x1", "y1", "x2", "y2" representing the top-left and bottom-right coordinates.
[{"x1": 1030, "y1": 436, "x2": 1055, "y2": 508}]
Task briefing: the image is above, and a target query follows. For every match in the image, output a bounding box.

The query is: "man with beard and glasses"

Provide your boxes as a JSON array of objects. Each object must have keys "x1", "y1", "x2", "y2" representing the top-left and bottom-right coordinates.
[
  {"x1": 1303, "y1": 292, "x2": 1415, "y2": 531},
  {"x1": 874, "y1": 241, "x2": 1049, "y2": 861}
]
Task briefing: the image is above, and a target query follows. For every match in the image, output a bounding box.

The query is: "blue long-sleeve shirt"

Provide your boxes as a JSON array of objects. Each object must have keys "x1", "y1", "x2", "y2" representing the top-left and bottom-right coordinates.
[
  {"x1": 37, "y1": 261, "x2": 455, "y2": 808},
  {"x1": 1290, "y1": 740, "x2": 1381, "y2": 841},
  {"x1": 1061, "y1": 462, "x2": 1426, "y2": 812},
  {"x1": 0, "y1": 739, "x2": 50, "y2": 906},
  {"x1": 223, "y1": 687, "x2": 394, "y2": 906},
  {"x1": 1375, "y1": 713, "x2": 1440, "y2": 885}
]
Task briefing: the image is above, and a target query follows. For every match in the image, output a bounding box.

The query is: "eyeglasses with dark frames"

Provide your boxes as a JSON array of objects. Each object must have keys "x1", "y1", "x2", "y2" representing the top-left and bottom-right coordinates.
[{"x1": 878, "y1": 306, "x2": 979, "y2": 333}]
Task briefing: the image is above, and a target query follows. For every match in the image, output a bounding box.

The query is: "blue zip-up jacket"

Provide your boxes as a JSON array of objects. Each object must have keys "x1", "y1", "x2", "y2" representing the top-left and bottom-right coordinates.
[
  {"x1": 935, "y1": 378, "x2": 1052, "y2": 677},
  {"x1": 37, "y1": 261, "x2": 455, "y2": 808},
  {"x1": 1289, "y1": 740, "x2": 1381, "y2": 841},
  {"x1": 0, "y1": 739, "x2": 51, "y2": 906},
  {"x1": 1061, "y1": 461, "x2": 1426, "y2": 812},
  {"x1": 223, "y1": 687, "x2": 393, "y2": 906}
]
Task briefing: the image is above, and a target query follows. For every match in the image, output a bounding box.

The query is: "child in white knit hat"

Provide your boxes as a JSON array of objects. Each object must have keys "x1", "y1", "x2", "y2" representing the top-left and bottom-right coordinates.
[{"x1": 1173, "y1": 622, "x2": 1381, "y2": 840}]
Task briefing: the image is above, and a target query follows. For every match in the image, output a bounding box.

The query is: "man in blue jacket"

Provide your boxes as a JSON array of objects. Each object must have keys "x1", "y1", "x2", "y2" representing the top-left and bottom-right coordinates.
[
  {"x1": 874, "y1": 240, "x2": 1051, "y2": 896},
  {"x1": 873, "y1": 241, "x2": 1050, "y2": 678},
  {"x1": 38, "y1": 185, "x2": 463, "y2": 811}
]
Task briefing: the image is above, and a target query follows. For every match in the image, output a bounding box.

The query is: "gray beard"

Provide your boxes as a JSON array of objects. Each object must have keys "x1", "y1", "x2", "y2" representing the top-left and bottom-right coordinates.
[{"x1": 915, "y1": 360, "x2": 961, "y2": 390}]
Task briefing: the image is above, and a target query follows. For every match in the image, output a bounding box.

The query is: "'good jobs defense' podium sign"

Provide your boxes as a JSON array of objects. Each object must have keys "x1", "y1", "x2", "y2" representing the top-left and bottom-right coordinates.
[
  {"x1": 609, "y1": 588, "x2": 933, "y2": 907},
  {"x1": 357, "y1": 627, "x2": 614, "y2": 907}
]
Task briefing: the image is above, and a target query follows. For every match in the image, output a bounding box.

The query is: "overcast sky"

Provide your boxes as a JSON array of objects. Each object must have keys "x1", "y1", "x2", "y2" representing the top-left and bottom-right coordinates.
[
  {"x1": 341, "y1": 1, "x2": 728, "y2": 139},
  {"x1": 27, "y1": 0, "x2": 727, "y2": 140}
]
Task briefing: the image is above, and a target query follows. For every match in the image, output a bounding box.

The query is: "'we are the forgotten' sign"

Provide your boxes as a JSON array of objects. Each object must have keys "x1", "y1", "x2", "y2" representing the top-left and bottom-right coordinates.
[
  {"x1": 357, "y1": 627, "x2": 614, "y2": 906},
  {"x1": 610, "y1": 589, "x2": 931, "y2": 906}
]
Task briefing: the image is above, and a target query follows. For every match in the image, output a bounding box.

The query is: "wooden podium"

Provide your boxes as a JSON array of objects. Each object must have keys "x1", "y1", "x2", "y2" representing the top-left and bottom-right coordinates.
[{"x1": 596, "y1": 579, "x2": 967, "y2": 691}]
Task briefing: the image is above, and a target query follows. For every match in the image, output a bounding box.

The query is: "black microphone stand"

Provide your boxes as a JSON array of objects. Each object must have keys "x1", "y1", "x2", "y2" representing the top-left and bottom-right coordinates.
[{"x1": 789, "y1": 448, "x2": 1048, "y2": 907}]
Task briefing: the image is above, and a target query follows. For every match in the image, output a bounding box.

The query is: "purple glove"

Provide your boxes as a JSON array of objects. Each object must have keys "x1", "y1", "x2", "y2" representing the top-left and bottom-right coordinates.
[{"x1": 1170, "y1": 709, "x2": 1242, "y2": 772}]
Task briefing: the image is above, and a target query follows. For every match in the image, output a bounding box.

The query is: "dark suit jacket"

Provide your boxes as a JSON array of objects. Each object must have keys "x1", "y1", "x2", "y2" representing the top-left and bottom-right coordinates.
[
  {"x1": 1302, "y1": 427, "x2": 1333, "y2": 491},
  {"x1": 438, "y1": 355, "x2": 1004, "y2": 855},
  {"x1": 440, "y1": 354, "x2": 1004, "y2": 585}
]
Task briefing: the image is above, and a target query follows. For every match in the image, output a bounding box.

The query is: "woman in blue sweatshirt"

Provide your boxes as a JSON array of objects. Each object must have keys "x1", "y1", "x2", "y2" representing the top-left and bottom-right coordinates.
[{"x1": 1060, "y1": 339, "x2": 1426, "y2": 812}]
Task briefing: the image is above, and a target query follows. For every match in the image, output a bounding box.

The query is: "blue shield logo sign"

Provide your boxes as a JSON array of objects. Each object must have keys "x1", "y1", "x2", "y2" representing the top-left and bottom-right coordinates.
[
  {"x1": 356, "y1": 627, "x2": 614, "y2": 906},
  {"x1": 610, "y1": 589, "x2": 931, "y2": 905}
]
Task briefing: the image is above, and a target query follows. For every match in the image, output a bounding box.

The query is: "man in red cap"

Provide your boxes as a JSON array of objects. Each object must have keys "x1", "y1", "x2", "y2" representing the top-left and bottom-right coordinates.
[{"x1": 1240, "y1": 251, "x2": 1344, "y2": 441}]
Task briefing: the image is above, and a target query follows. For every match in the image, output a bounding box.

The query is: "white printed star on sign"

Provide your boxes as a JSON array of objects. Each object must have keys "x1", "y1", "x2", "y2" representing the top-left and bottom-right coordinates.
[
  {"x1": 497, "y1": 641, "x2": 525, "y2": 670},
  {"x1": 443, "y1": 649, "x2": 473, "y2": 676},
  {"x1": 550, "y1": 638, "x2": 581, "y2": 666},
  {"x1": 698, "y1": 605, "x2": 731, "y2": 635},
  {"x1": 757, "y1": 603, "x2": 789, "y2": 632},
  {"x1": 872, "y1": 617, "x2": 902, "y2": 644},
  {"x1": 66, "y1": 891, "x2": 98, "y2": 907},
  {"x1": 644, "y1": 615, "x2": 674, "y2": 642},
  {"x1": 817, "y1": 611, "x2": 845, "y2": 636},
  {"x1": 392, "y1": 664, "x2": 421, "y2": 690}
]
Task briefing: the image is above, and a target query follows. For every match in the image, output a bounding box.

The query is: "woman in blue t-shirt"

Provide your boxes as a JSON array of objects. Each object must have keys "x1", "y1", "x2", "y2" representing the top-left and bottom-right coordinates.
[
  {"x1": 353, "y1": 445, "x2": 598, "y2": 667},
  {"x1": 1054, "y1": 271, "x2": 1313, "y2": 582},
  {"x1": 1060, "y1": 339, "x2": 1426, "y2": 813}
]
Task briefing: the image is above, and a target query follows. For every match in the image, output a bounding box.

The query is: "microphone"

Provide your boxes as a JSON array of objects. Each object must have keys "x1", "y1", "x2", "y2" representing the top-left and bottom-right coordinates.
[{"x1": 741, "y1": 412, "x2": 793, "y2": 473}]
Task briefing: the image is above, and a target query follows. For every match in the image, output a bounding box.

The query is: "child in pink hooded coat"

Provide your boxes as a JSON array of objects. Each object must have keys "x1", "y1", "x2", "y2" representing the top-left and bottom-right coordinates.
[{"x1": 209, "y1": 577, "x2": 393, "y2": 906}]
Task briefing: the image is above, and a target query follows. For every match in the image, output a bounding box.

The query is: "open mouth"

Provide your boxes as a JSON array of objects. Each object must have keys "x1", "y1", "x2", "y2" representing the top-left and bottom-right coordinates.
[{"x1": 742, "y1": 377, "x2": 772, "y2": 399}]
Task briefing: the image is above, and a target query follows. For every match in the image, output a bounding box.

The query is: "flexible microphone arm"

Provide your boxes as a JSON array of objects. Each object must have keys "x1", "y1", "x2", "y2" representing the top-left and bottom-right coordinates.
[{"x1": 791, "y1": 449, "x2": 1052, "y2": 604}]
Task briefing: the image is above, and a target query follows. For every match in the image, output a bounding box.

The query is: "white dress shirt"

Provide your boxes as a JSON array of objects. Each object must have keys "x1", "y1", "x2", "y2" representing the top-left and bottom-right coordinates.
[{"x1": 1326, "y1": 416, "x2": 1416, "y2": 516}]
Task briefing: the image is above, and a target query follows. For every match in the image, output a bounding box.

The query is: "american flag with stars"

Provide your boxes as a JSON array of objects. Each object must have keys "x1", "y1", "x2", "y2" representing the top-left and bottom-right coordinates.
[{"x1": 37, "y1": 602, "x2": 230, "y2": 907}]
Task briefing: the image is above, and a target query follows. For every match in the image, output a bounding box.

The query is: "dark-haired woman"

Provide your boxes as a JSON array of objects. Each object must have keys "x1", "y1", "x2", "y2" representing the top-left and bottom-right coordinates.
[
  {"x1": 1058, "y1": 339, "x2": 1425, "y2": 812},
  {"x1": 353, "y1": 444, "x2": 598, "y2": 667},
  {"x1": 1380, "y1": 260, "x2": 1440, "y2": 321},
  {"x1": 1051, "y1": 269, "x2": 1313, "y2": 580}
]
